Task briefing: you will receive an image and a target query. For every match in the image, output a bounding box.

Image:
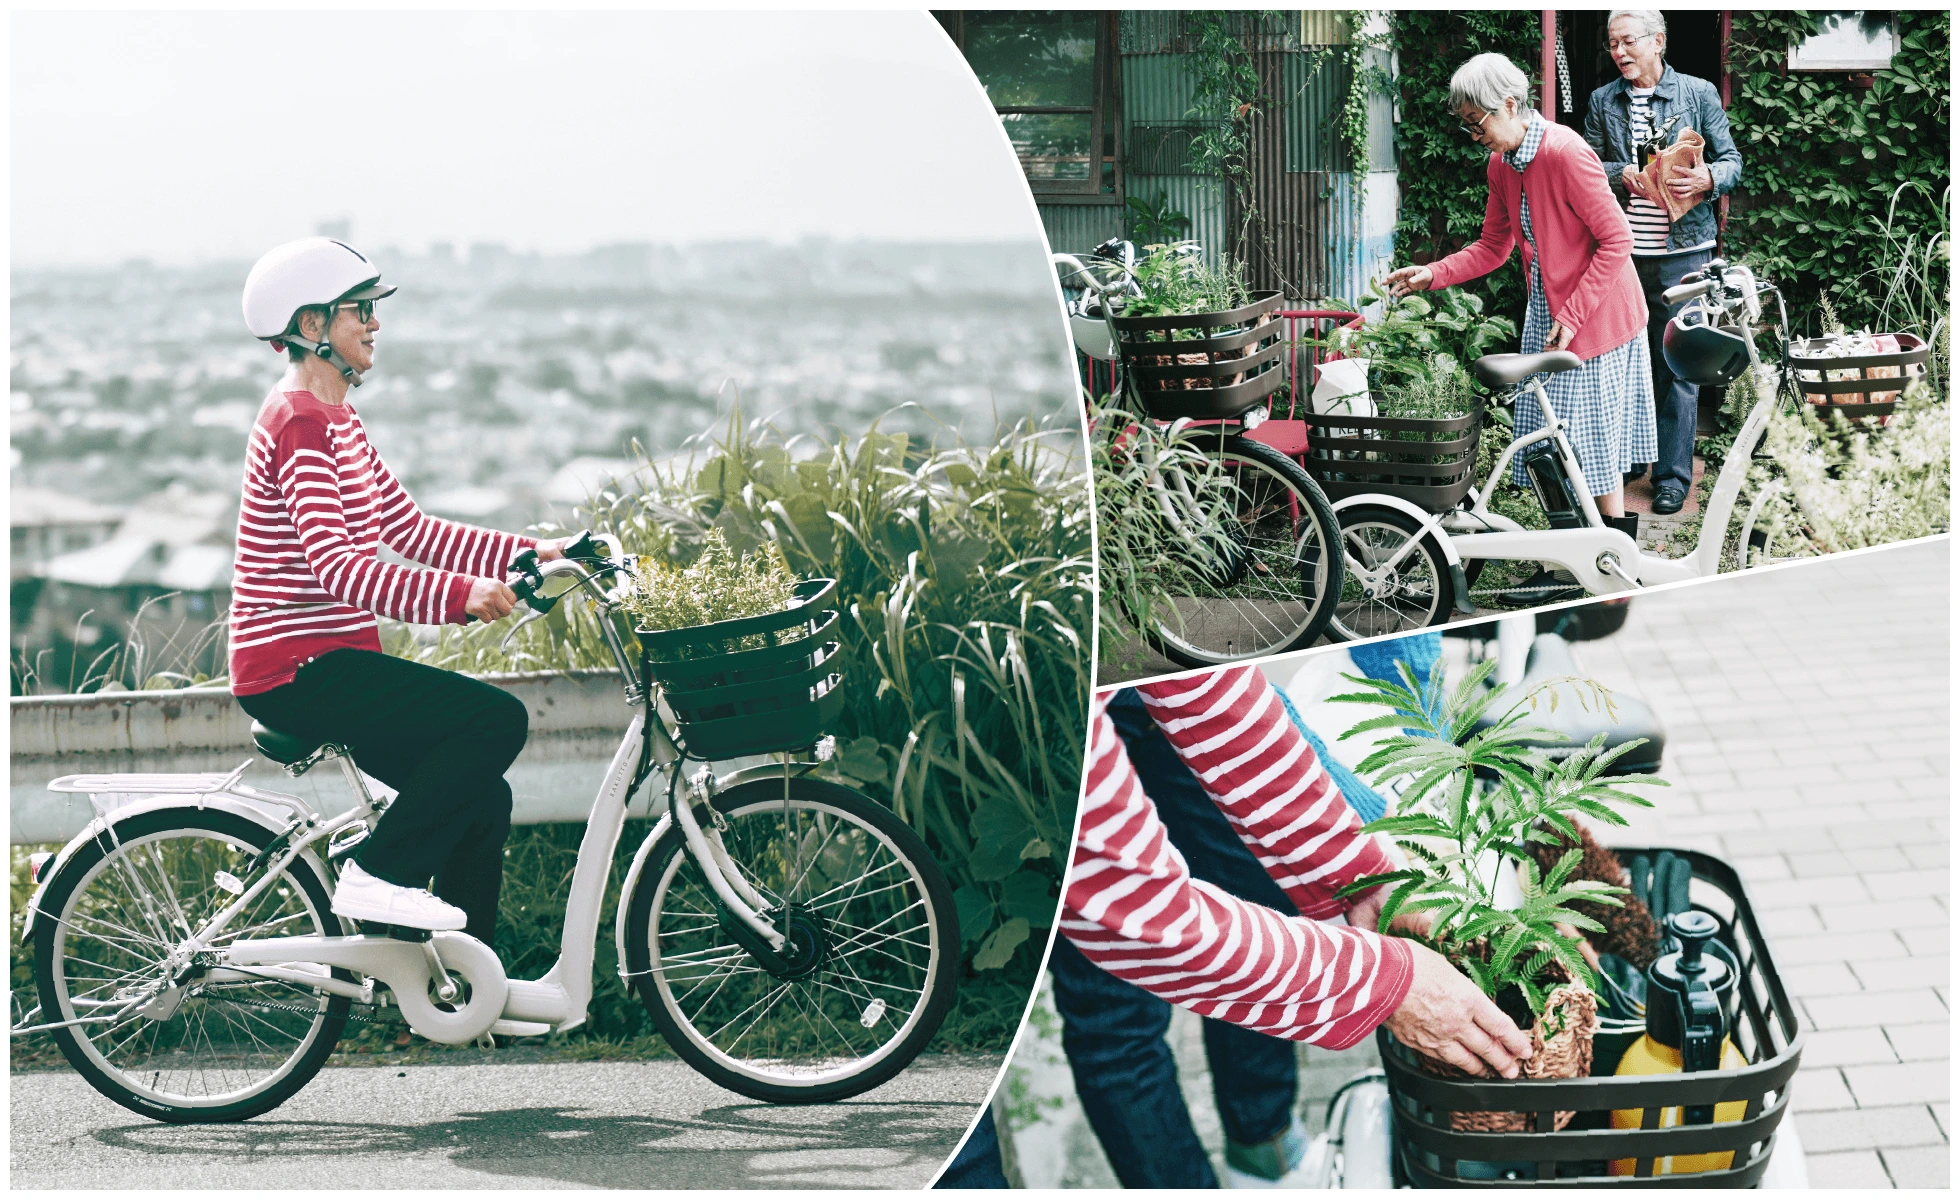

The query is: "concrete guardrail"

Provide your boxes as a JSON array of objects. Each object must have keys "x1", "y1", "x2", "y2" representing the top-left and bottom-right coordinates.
[{"x1": 12, "y1": 669, "x2": 640, "y2": 844}]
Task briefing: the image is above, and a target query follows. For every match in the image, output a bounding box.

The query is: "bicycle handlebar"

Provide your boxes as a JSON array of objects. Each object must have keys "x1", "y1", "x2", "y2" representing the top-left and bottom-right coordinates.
[{"x1": 1663, "y1": 277, "x2": 1716, "y2": 306}]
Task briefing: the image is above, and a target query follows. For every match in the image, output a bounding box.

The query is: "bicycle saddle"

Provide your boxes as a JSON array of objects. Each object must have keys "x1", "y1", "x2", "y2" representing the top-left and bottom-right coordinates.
[
  {"x1": 251, "y1": 720, "x2": 323, "y2": 766},
  {"x1": 1472, "y1": 350, "x2": 1583, "y2": 388},
  {"x1": 1472, "y1": 633, "x2": 1665, "y2": 775}
]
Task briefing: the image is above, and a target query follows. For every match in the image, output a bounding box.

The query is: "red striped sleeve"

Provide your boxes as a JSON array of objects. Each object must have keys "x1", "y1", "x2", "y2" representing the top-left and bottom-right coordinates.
[
  {"x1": 1062, "y1": 691, "x2": 1413, "y2": 1049},
  {"x1": 1135, "y1": 667, "x2": 1397, "y2": 919},
  {"x1": 367, "y1": 450, "x2": 529, "y2": 578}
]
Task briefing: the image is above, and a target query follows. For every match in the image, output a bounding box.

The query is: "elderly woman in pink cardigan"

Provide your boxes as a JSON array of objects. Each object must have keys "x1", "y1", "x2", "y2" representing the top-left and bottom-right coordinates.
[{"x1": 1387, "y1": 53, "x2": 1654, "y2": 534}]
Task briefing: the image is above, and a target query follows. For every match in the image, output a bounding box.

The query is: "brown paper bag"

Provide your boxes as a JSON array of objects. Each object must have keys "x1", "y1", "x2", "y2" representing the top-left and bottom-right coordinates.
[{"x1": 1642, "y1": 128, "x2": 1707, "y2": 223}]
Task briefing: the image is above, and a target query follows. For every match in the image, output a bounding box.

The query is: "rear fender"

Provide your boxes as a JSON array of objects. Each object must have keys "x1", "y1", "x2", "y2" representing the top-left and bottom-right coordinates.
[{"x1": 20, "y1": 793, "x2": 323, "y2": 944}]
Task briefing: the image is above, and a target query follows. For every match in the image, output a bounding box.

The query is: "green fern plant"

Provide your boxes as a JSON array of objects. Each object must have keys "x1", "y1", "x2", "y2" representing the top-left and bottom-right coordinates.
[{"x1": 1332, "y1": 656, "x2": 1666, "y2": 1018}]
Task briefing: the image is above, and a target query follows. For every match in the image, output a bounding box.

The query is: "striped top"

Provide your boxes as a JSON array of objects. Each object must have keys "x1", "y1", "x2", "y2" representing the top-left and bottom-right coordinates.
[
  {"x1": 1063, "y1": 667, "x2": 1415, "y2": 1049},
  {"x1": 228, "y1": 390, "x2": 534, "y2": 695},
  {"x1": 1626, "y1": 89, "x2": 1672, "y2": 255}
]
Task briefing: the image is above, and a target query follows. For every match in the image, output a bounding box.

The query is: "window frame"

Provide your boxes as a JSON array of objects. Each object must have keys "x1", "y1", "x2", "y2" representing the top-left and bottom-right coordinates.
[
  {"x1": 1786, "y1": 10, "x2": 1901, "y2": 72},
  {"x1": 937, "y1": 11, "x2": 1123, "y2": 205}
]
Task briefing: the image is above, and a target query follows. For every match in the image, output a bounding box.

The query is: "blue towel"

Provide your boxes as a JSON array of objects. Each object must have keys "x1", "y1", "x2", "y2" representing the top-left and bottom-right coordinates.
[
  {"x1": 1348, "y1": 632, "x2": 1445, "y2": 730},
  {"x1": 1275, "y1": 686, "x2": 1387, "y2": 825}
]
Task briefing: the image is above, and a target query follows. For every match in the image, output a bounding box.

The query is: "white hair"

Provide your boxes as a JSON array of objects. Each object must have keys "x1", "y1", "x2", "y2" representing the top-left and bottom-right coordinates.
[
  {"x1": 1608, "y1": 10, "x2": 1668, "y2": 45},
  {"x1": 1446, "y1": 53, "x2": 1533, "y2": 116}
]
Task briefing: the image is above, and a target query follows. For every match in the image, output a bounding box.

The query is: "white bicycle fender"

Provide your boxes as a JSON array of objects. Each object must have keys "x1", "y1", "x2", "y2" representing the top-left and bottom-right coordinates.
[{"x1": 19, "y1": 793, "x2": 315, "y2": 945}]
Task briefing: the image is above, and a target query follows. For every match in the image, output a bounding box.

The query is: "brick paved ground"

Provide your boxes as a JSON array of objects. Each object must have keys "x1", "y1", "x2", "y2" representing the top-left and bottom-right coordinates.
[{"x1": 1007, "y1": 537, "x2": 1949, "y2": 1188}]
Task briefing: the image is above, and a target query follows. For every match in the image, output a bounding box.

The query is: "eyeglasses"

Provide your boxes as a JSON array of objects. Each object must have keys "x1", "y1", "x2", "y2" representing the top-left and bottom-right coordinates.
[
  {"x1": 335, "y1": 299, "x2": 377, "y2": 323},
  {"x1": 1606, "y1": 33, "x2": 1656, "y2": 53},
  {"x1": 1459, "y1": 110, "x2": 1494, "y2": 139}
]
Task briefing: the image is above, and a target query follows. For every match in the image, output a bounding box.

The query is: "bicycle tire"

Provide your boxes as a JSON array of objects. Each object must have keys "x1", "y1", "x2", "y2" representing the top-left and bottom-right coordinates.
[
  {"x1": 1147, "y1": 434, "x2": 1344, "y2": 667},
  {"x1": 1327, "y1": 504, "x2": 1455, "y2": 642},
  {"x1": 33, "y1": 808, "x2": 349, "y2": 1124},
  {"x1": 624, "y1": 777, "x2": 961, "y2": 1104}
]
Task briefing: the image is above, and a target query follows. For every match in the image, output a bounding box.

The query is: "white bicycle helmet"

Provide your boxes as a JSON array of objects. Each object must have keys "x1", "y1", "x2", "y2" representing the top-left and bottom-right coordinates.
[{"x1": 242, "y1": 238, "x2": 397, "y2": 384}]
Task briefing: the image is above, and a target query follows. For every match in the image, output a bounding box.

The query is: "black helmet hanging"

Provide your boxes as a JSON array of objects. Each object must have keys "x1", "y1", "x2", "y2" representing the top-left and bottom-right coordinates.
[{"x1": 1662, "y1": 303, "x2": 1752, "y2": 387}]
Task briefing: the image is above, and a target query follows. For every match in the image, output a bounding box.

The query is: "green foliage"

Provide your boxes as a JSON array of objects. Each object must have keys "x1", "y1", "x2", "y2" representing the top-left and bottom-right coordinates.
[
  {"x1": 1122, "y1": 242, "x2": 1252, "y2": 319},
  {"x1": 396, "y1": 411, "x2": 1092, "y2": 985},
  {"x1": 1185, "y1": 11, "x2": 1267, "y2": 256},
  {"x1": 1726, "y1": 11, "x2": 1951, "y2": 331},
  {"x1": 1388, "y1": 11, "x2": 1541, "y2": 331},
  {"x1": 1747, "y1": 376, "x2": 1951, "y2": 559},
  {"x1": 620, "y1": 528, "x2": 797, "y2": 656},
  {"x1": 11, "y1": 594, "x2": 229, "y2": 696},
  {"x1": 1330, "y1": 657, "x2": 1664, "y2": 1012},
  {"x1": 1324, "y1": 278, "x2": 1517, "y2": 393},
  {"x1": 1087, "y1": 400, "x2": 1240, "y2": 666},
  {"x1": 1125, "y1": 191, "x2": 1193, "y2": 245}
]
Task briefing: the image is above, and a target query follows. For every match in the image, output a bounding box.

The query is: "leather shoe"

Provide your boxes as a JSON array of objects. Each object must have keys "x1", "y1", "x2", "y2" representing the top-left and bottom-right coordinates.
[
  {"x1": 1624, "y1": 466, "x2": 1648, "y2": 484},
  {"x1": 1651, "y1": 482, "x2": 1687, "y2": 515}
]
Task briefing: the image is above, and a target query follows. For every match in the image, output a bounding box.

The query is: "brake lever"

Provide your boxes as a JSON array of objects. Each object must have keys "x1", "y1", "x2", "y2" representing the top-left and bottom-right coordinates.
[{"x1": 500, "y1": 607, "x2": 549, "y2": 652}]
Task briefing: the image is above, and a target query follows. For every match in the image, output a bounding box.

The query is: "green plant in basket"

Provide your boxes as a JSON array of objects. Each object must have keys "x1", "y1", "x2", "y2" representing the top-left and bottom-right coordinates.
[
  {"x1": 621, "y1": 529, "x2": 800, "y2": 655},
  {"x1": 1330, "y1": 656, "x2": 1665, "y2": 1020},
  {"x1": 1123, "y1": 242, "x2": 1252, "y2": 321}
]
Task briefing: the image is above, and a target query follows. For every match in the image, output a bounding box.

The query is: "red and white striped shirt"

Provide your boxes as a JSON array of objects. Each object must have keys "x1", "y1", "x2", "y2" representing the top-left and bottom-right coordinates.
[
  {"x1": 1063, "y1": 667, "x2": 1414, "y2": 1049},
  {"x1": 228, "y1": 390, "x2": 534, "y2": 695}
]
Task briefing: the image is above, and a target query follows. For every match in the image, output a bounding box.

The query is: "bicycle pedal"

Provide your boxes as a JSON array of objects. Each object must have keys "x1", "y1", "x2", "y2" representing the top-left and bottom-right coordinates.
[{"x1": 358, "y1": 921, "x2": 434, "y2": 942}]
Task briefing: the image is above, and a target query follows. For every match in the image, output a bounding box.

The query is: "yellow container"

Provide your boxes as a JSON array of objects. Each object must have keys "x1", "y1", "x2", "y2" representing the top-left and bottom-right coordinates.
[{"x1": 1609, "y1": 1033, "x2": 1748, "y2": 1176}]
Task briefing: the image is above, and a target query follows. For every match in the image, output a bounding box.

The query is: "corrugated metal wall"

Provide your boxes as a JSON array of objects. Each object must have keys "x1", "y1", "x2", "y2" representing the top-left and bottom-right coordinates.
[{"x1": 1035, "y1": 11, "x2": 1398, "y2": 307}]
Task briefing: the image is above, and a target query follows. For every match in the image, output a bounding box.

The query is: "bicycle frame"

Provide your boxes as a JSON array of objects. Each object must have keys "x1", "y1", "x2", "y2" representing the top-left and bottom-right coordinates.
[
  {"x1": 1334, "y1": 263, "x2": 1789, "y2": 599},
  {"x1": 19, "y1": 555, "x2": 818, "y2": 1047}
]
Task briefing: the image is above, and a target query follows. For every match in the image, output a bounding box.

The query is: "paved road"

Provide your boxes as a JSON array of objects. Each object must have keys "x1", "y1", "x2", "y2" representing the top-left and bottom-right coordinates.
[{"x1": 10, "y1": 1053, "x2": 999, "y2": 1189}]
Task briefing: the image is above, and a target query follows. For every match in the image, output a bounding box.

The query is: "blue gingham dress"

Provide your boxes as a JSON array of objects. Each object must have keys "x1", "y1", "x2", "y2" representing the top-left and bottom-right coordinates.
[{"x1": 1507, "y1": 113, "x2": 1656, "y2": 495}]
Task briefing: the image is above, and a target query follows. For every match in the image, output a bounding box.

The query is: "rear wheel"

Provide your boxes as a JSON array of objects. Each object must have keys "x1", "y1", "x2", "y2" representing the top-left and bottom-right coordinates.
[
  {"x1": 1147, "y1": 435, "x2": 1343, "y2": 666},
  {"x1": 32, "y1": 809, "x2": 348, "y2": 1123},
  {"x1": 1328, "y1": 506, "x2": 1454, "y2": 641},
  {"x1": 625, "y1": 777, "x2": 960, "y2": 1104}
]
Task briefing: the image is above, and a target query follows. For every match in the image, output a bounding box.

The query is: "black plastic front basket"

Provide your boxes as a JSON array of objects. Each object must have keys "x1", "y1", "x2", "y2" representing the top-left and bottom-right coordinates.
[
  {"x1": 638, "y1": 578, "x2": 845, "y2": 760},
  {"x1": 1110, "y1": 291, "x2": 1287, "y2": 421},
  {"x1": 1378, "y1": 848, "x2": 1804, "y2": 1187},
  {"x1": 1305, "y1": 400, "x2": 1485, "y2": 512}
]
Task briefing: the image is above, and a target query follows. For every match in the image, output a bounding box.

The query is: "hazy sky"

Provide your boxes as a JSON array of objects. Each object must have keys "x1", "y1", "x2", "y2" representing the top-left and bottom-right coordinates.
[{"x1": 12, "y1": 10, "x2": 1039, "y2": 266}]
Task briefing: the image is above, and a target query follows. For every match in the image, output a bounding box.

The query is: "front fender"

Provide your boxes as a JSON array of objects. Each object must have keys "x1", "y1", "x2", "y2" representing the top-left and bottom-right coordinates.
[
  {"x1": 611, "y1": 761, "x2": 836, "y2": 974},
  {"x1": 1331, "y1": 495, "x2": 1460, "y2": 566},
  {"x1": 20, "y1": 793, "x2": 316, "y2": 945}
]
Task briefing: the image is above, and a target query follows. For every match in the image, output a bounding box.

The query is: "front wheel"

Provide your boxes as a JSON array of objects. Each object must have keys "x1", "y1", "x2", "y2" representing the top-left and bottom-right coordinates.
[
  {"x1": 31, "y1": 809, "x2": 349, "y2": 1123},
  {"x1": 1328, "y1": 505, "x2": 1455, "y2": 641},
  {"x1": 624, "y1": 777, "x2": 960, "y2": 1104},
  {"x1": 1147, "y1": 434, "x2": 1344, "y2": 666}
]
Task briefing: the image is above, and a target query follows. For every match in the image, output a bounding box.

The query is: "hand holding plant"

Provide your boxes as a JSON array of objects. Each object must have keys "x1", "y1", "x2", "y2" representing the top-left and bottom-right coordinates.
[{"x1": 1330, "y1": 655, "x2": 1664, "y2": 1021}]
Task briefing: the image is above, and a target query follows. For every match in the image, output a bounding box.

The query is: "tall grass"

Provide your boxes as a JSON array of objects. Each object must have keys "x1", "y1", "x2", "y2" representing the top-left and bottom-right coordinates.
[
  {"x1": 10, "y1": 595, "x2": 227, "y2": 697},
  {"x1": 395, "y1": 407, "x2": 1093, "y2": 982}
]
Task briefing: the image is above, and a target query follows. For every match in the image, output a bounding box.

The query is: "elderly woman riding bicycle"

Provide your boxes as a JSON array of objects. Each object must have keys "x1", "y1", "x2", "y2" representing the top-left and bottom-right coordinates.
[{"x1": 1386, "y1": 53, "x2": 1655, "y2": 540}]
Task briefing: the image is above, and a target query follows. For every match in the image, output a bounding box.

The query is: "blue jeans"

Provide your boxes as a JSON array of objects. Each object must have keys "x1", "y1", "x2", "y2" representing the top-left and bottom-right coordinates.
[
  {"x1": 1048, "y1": 688, "x2": 1301, "y2": 1189},
  {"x1": 1635, "y1": 248, "x2": 1714, "y2": 491},
  {"x1": 933, "y1": 1109, "x2": 1009, "y2": 1189}
]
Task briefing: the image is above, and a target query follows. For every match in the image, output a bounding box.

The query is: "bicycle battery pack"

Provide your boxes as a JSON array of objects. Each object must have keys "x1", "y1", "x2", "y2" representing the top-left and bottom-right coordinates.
[{"x1": 1518, "y1": 439, "x2": 1586, "y2": 529}]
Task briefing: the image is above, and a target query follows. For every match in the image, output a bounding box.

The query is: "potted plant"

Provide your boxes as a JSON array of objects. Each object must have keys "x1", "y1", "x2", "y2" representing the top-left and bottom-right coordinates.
[
  {"x1": 622, "y1": 529, "x2": 844, "y2": 760},
  {"x1": 1107, "y1": 242, "x2": 1286, "y2": 420},
  {"x1": 1331, "y1": 657, "x2": 1666, "y2": 1131}
]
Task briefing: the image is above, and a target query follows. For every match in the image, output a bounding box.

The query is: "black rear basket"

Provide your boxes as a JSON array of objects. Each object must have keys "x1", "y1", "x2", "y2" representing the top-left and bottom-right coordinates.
[
  {"x1": 1305, "y1": 400, "x2": 1484, "y2": 512},
  {"x1": 1379, "y1": 847, "x2": 1804, "y2": 1187},
  {"x1": 1789, "y1": 331, "x2": 1929, "y2": 421},
  {"x1": 1111, "y1": 291, "x2": 1287, "y2": 421},
  {"x1": 638, "y1": 578, "x2": 845, "y2": 760}
]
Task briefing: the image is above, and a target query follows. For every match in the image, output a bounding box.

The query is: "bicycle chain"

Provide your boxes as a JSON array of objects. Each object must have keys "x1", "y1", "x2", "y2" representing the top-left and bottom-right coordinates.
[{"x1": 196, "y1": 990, "x2": 382, "y2": 1023}]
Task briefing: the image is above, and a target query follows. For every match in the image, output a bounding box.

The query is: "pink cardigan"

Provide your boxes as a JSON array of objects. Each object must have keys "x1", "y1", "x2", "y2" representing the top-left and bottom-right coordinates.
[{"x1": 1427, "y1": 121, "x2": 1647, "y2": 361}]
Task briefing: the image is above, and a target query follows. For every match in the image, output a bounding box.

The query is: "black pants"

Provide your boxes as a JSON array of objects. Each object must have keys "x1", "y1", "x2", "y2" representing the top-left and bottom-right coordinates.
[
  {"x1": 237, "y1": 648, "x2": 529, "y2": 945},
  {"x1": 1635, "y1": 247, "x2": 1715, "y2": 491}
]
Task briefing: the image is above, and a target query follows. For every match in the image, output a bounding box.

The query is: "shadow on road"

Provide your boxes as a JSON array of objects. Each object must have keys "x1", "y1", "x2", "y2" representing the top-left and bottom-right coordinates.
[{"x1": 89, "y1": 1099, "x2": 972, "y2": 1188}]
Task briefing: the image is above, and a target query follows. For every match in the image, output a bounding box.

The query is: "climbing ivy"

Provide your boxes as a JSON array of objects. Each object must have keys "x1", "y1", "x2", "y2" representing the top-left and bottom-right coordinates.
[
  {"x1": 1185, "y1": 11, "x2": 1268, "y2": 265},
  {"x1": 1725, "y1": 10, "x2": 1951, "y2": 332},
  {"x1": 1387, "y1": 11, "x2": 1543, "y2": 331}
]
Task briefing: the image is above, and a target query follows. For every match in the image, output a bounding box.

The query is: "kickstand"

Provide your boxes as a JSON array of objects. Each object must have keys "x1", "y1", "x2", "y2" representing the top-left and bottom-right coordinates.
[{"x1": 474, "y1": 1031, "x2": 497, "y2": 1051}]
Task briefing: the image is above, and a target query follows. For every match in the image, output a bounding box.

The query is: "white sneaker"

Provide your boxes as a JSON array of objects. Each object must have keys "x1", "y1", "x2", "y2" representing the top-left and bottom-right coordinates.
[{"x1": 332, "y1": 862, "x2": 466, "y2": 932}]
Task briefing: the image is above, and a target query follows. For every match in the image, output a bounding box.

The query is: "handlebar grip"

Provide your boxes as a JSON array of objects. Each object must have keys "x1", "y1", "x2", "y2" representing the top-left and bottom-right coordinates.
[
  {"x1": 563, "y1": 529, "x2": 601, "y2": 562},
  {"x1": 1663, "y1": 278, "x2": 1716, "y2": 306}
]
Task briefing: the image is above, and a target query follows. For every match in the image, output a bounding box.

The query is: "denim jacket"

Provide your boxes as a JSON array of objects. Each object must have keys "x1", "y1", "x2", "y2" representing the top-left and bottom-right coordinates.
[{"x1": 1584, "y1": 65, "x2": 1743, "y2": 253}]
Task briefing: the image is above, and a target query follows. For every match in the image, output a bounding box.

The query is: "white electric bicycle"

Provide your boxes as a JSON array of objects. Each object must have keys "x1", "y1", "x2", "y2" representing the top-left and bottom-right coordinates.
[
  {"x1": 1328, "y1": 260, "x2": 1797, "y2": 637},
  {"x1": 16, "y1": 534, "x2": 960, "y2": 1122}
]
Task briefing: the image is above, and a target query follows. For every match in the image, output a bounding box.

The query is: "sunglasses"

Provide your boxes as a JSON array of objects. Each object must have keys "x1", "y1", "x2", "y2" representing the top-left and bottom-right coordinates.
[{"x1": 335, "y1": 299, "x2": 378, "y2": 323}]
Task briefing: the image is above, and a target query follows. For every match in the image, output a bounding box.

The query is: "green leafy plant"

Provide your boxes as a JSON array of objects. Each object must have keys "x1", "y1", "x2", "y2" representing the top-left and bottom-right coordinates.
[
  {"x1": 1125, "y1": 191, "x2": 1193, "y2": 246},
  {"x1": 620, "y1": 528, "x2": 798, "y2": 655},
  {"x1": 1323, "y1": 279, "x2": 1517, "y2": 393},
  {"x1": 1331, "y1": 656, "x2": 1663, "y2": 1016},
  {"x1": 1122, "y1": 242, "x2": 1252, "y2": 319}
]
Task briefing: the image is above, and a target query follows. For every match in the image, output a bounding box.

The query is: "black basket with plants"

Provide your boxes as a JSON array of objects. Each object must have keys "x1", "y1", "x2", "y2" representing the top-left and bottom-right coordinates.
[
  {"x1": 639, "y1": 577, "x2": 844, "y2": 760},
  {"x1": 1111, "y1": 290, "x2": 1288, "y2": 421},
  {"x1": 1377, "y1": 847, "x2": 1804, "y2": 1187},
  {"x1": 1303, "y1": 397, "x2": 1484, "y2": 510},
  {"x1": 1788, "y1": 331, "x2": 1930, "y2": 422}
]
